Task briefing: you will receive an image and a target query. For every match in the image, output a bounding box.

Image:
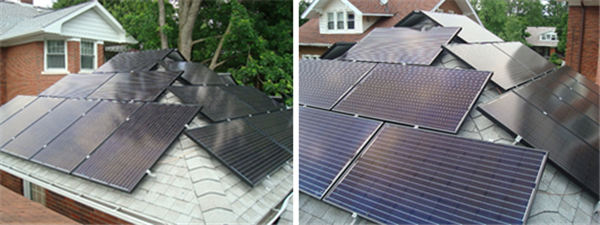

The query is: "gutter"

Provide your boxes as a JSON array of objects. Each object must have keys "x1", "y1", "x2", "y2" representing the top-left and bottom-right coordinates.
[
  {"x1": 0, "y1": 163, "x2": 166, "y2": 225},
  {"x1": 299, "y1": 43, "x2": 332, "y2": 47},
  {"x1": 267, "y1": 192, "x2": 293, "y2": 225}
]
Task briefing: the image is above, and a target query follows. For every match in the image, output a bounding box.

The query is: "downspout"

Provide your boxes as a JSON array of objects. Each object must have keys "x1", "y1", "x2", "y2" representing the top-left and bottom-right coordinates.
[{"x1": 578, "y1": 1, "x2": 585, "y2": 72}]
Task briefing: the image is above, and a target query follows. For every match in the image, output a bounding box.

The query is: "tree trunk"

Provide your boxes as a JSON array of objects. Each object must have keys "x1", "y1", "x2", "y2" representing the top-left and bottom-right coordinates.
[
  {"x1": 209, "y1": 19, "x2": 233, "y2": 70},
  {"x1": 158, "y1": 0, "x2": 168, "y2": 49},
  {"x1": 178, "y1": 0, "x2": 202, "y2": 61}
]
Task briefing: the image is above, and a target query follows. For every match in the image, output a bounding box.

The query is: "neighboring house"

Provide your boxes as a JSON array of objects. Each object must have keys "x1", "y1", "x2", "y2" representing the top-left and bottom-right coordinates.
[
  {"x1": 525, "y1": 26, "x2": 559, "y2": 58},
  {"x1": 299, "y1": 0, "x2": 482, "y2": 59},
  {"x1": 559, "y1": 0, "x2": 599, "y2": 84},
  {"x1": 0, "y1": 0, "x2": 136, "y2": 104}
]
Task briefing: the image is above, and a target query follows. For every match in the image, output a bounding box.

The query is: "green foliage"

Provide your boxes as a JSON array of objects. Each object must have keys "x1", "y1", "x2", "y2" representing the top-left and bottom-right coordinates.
[
  {"x1": 299, "y1": 0, "x2": 311, "y2": 26},
  {"x1": 52, "y1": 0, "x2": 88, "y2": 9},
  {"x1": 556, "y1": 13, "x2": 568, "y2": 53},
  {"x1": 549, "y1": 52, "x2": 562, "y2": 66},
  {"x1": 544, "y1": 0, "x2": 568, "y2": 27}
]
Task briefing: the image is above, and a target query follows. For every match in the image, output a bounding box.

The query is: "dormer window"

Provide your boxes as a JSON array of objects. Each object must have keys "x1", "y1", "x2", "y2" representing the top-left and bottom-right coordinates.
[
  {"x1": 337, "y1": 12, "x2": 344, "y2": 29},
  {"x1": 347, "y1": 13, "x2": 355, "y2": 29},
  {"x1": 328, "y1": 13, "x2": 334, "y2": 29},
  {"x1": 540, "y1": 32, "x2": 557, "y2": 41}
]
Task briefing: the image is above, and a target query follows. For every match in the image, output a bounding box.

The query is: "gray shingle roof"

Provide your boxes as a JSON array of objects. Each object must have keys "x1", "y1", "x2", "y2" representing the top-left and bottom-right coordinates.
[{"x1": 525, "y1": 27, "x2": 558, "y2": 47}]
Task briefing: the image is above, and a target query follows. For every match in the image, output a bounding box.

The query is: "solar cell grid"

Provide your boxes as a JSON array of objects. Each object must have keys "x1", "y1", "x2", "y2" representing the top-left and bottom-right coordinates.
[
  {"x1": 31, "y1": 101, "x2": 142, "y2": 173},
  {"x1": 534, "y1": 74, "x2": 599, "y2": 123},
  {"x1": 0, "y1": 98, "x2": 64, "y2": 147},
  {"x1": 161, "y1": 61, "x2": 224, "y2": 85},
  {"x1": 39, "y1": 74, "x2": 114, "y2": 98},
  {"x1": 550, "y1": 69, "x2": 600, "y2": 106},
  {"x1": 333, "y1": 64, "x2": 491, "y2": 133},
  {"x1": 345, "y1": 27, "x2": 460, "y2": 65},
  {"x1": 72, "y1": 103, "x2": 200, "y2": 192},
  {"x1": 88, "y1": 71, "x2": 181, "y2": 101},
  {"x1": 478, "y1": 92, "x2": 599, "y2": 196},
  {"x1": 299, "y1": 60, "x2": 376, "y2": 109},
  {"x1": 96, "y1": 49, "x2": 174, "y2": 73},
  {"x1": 493, "y1": 42, "x2": 556, "y2": 75},
  {"x1": 185, "y1": 119, "x2": 292, "y2": 186},
  {"x1": 325, "y1": 123, "x2": 547, "y2": 225},
  {"x1": 560, "y1": 66, "x2": 599, "y2": 94},
  {"x1": 2, "y1": 99, "x2": 98, "y2": 159},
  {"x1": 0, "y1": 96, "x2": 37, "y2": 123},
  {"x1": 221, "y1": 86, "x2": 281, "y2": 113},
  {"x1": 299, "y1": 107, "x2": 382, "y2": 199},
  {"x1": 443, "y1": 43, "x2": 537, "y2": 90},
  {"x1": 168, "y1": 86, "x2": 256, "y2": 121},
  {"x1": 244, "y1": 111, "x2": 293, "y2": 152}
]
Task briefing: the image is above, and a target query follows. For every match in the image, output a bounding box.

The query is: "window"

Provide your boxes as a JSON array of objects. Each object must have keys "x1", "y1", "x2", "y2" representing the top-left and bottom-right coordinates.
[
  {"x1": 46, "y1": 40, "x2": 65, "y2": 69},
  {"x1": 347, "y1": 13, "x2": 355, "y2": 29},
  {"x1": 23, "y1": 180, "x2": 46, "y2": 206},
  {"x1": 328, "y1": 13, "x2": 334, "y2": 30},
  {"x1": 302, "y1": 54, "x2": 320, "y2": 60},
  {"x1": 337, "y1": 12, "x2": 344, "y2": 29},
  {"x1": 81, "y1": 41, "x2": 95, "y2": 70},
  {"x1": 540, "y1": 32, "x2": 557, "y2": 41}
]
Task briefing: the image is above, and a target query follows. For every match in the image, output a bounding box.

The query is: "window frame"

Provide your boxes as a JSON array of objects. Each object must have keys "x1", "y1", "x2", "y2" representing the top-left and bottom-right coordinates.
[
  {"x1": 336, "y1": 12, "x2": 344, "y2": 30},
  {"x1": 80, "y1": 40, "x2": 96, "y2": 71},
  {"x1": 347, "y1": 13, "x2": 355, "y2": 30},
  {"x1": 44, "y1": 39, "x2": 68, "y2": 73},
  {"x1": 327, "y1": 12, "x2": 335, "y2": 30}
]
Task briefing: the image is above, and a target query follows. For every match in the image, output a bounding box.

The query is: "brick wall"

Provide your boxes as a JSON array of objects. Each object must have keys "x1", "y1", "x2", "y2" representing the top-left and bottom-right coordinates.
[
  {"x1": 0, "y1": 170, "x2": 23, "y2": 195},
  {"x1": 97, "y1": 43, "x2": 105, "y2": 67},
  {"x1": 438, "y1": 0, "x2": 463, "y2": 14},
  {"x1": 565, "y1": 6, "x2": 599, "y2": 84},
  {"x1": 1, "y1": 47, "x2": 7, "y2": 104},
  {"x1": 45, "y1": 190, "x2": 131, "y2": 224},
  {"x1": 67, "y1": 41, "x2": 80, "y2": 73}
]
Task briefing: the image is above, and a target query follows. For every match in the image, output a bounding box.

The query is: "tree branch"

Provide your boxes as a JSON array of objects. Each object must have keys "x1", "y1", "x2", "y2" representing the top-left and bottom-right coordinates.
[
  {"x1": 191, "y1": 35, "x2": 222, "y2": 46},
  {"x1": 213, "y1": 55, "x2": 237, "y2": 69},
  {"x1": 209, "y1": 19, "x2": 233, "y2": 70}
]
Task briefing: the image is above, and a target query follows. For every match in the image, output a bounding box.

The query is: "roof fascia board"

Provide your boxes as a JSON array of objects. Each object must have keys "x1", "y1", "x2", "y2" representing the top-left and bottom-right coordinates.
[
  {"x1": 301, "y1": 0, "x2": 362, "y2": 19},
  {"x1": 44, "y1": 2, "x2": 96, "y2": 34},
  {"x1": 463, "y1": 0, "x2": 483, "y2": 26},
  {"x1": 299, "y1": 43, "x2": 332, "y2": 47},
  {"x1": 362, "y1": 13, "x2": 394, "y2": 17},
  {"x1": 431, "y1": 0, "x2": 445, "y2": 12}
]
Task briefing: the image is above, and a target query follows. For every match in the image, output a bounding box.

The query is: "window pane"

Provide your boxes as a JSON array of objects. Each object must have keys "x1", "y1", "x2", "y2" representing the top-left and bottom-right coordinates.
[
  {"x1": 47, "y1": 40, "x2": 64, "y2": 54},
  {"x1": 47, "y1": 55, "x2": 65, "y2": 68},
  {"x1": 328, "y1": 13, "x2": 334, "y2": 30},
  {"x1": 81, "y1": 55, "x2": 94, "y2": 69},
  {"x1": 81, "y1": 41, "x2": 94, "y2": 56},
  {"x1": 337, "y1": 12, "x2": 344, "y2": 29},
  {"x1": 347, "y1": 13, "x2": 355, "y2": 29}
]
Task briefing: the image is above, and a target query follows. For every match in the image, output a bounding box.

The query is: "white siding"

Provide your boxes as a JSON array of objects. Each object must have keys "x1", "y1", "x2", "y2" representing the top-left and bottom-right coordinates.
[
  {"x1": 318, "y1": 0, "x2": 362, "y2": 34},
  {"x1": 361, "y1": 16, "x2": 379, "y2": 32},
  {"x1": 61, "y1": 9, "x2": 120, "y2": 41}
]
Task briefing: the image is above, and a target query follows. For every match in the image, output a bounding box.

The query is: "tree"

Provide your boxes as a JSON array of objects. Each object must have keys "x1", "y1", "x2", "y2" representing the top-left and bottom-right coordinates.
[
  {"x1": 177, "y1": 0, "x2": 202, "y2": 61},
  {"x1": 299, "y1": 0, "x2": 311, "y2": 26},
  {"x1": 544, "y1": 0, "x2": 568, "y2": 27},
  {"x1": 474, "y1": 0, "x2": 508, "y2": 36},
  {"x1": 158, "y1": 0, "x2": 168, "y2": 49},
  {"x1": 556, "y1": 13, "x2": 568, "y2": 53}
]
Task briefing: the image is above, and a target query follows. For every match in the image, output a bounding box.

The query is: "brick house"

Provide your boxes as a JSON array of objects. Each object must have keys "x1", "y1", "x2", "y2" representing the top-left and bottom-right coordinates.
[
  {"x1": 299, "y1": 0, "x2": 482, "y2": 59},
  {"x1": 559, "y1": 0, "x2": 599, "y2": 84},
  {"x1": 0, "y1": 0, "x2": 136, "y2": 104},
  {"x1": 525, "y1": 26, "x2": 559, "y2": 58}
]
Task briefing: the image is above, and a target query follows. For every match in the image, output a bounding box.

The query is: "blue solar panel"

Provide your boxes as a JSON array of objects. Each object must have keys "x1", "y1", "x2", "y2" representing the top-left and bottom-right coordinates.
[
  {"x1": 333, "y1": 64, "x2": 491, "y2": 133},
  {"x1": 325, "y1": 124, "x2": 547, "y2": 224},
  {"x1": 299, "y1": 107, "x2": 382, "y2": 199}
]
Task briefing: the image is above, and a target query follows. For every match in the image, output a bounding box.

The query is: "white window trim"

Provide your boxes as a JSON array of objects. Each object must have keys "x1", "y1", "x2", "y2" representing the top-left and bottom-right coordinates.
[
  {"x1": 42, "y1": 39, "x2": 69, "y2": 75},
  {"x1": 302, "y1": 54, "x2": 320, "y2": 60},
  {"x1": 323, "y1": 11, "x2": 359, "y2": 34},
  {"x1": 79, "y1": 40, "x2": 97, "y2": 73}
]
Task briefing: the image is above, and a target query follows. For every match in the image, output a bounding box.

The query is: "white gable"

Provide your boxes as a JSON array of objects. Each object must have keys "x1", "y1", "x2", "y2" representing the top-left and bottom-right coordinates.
[{"x1": 61, "y1": 9, "x2": 121, "y2": 42}]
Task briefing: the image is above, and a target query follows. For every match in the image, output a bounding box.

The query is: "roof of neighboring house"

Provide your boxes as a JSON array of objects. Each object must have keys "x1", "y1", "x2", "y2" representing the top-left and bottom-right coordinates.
[
  {"x1": 525, "y1": 26, "x2": 559, "y2": 47},
  {"x1": 347, "y1": 0, "x2": 390, "y2": 14},
  {"x1": 299, "y1": 0, "x2": 441, "y2": 45},
  {"x1": 0, "y1": 186, "x2": 80, "y2": 224},
  {"x1": 0, "y1": 1, "x2": 136, "y2": 45}
]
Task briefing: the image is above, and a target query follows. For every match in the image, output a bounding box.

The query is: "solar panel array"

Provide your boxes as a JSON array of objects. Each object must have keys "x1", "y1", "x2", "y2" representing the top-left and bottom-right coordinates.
[
  {"x1": 299, "y1": 60, "x2": 375, "y2": 109},
  {"x1": 550, "y1": 67, "x2": 600, "y2": 105},
  {"x1": 39, "y1": 71, "x2": 181, "y2": 102},
  {"x1": 0, "y1": 95, "x2": 37, "y2": 122},
  {"x1": 160, "y1": 61, "x2": 228, "y2": 85},
  {"x1": 244, "y1": 111, "x2": 293, "y2": 153},
  {"x1": 299, "y1": 107, "x2": 382, "y2": 199},
  {"x1": 560, "y1": 66, "x2": 599, "y2": 94},
  {"x1": 168, "y1": 86, "x2": 282, "y2": 122},
  {"x1": 333, "y1": 64, "x2": 491, "y2": 133},
  {"x1": 325, "y1": 123, "x2": 547, "y2": 225},
  {"x1": 185, "y1": 118, "x2": 292, "y2": 186},
  {"x1": 414, "y1": 11, "x2": 504, "y2": 43},
  {"x1": 492, "y1": 42, "x2": 556, "y2": 76},
  {"x1": 478, "y1": 92, "x2": 599, "y2": 196},
  {"x1": 1, "y1": 97, "x2": 200, "y2": 192},
  {"x1": 95, "y1": 48, "x2": 175, "y2": 72},
  {"x1": 345, "y1": 27, "x2": 460, "y2": 65}
]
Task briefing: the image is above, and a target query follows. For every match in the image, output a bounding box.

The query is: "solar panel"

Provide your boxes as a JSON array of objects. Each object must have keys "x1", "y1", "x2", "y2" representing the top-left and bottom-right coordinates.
[
  {"x1": 534, "y1": 72, "x2": 599, "y2": 123},
  {"x1": 405, "y1": 11, "x2": 504, "y2": 43},
  {"x1": 88, "y1": 71, "x2": 181, "y2": 101},
  {"x1": 443, "y1": 43, "x2": 537, "y2": 90},
  {"x1": 513, "y1": 83, "x2": 598, "y2": 149},
  {"x1": 299, "y1": 60, "x2": 376, "y2": 109},
  {"x1": 550, "y1": 68, "x2": 600, "y2": 106},
  {"x1": 72, "y1": 103, "x2": 200, "y2": 192},
  {"x1": 320, "y1": 42, "x2": 356, "y2": 60},
  {"x1": 2, "y1": 99, "x2": 97, "y2": 159},
  {"x1": 185, "y1": 119, "x2": 292, "y2": 186},
  {"x1": 478, "y1": 92, "x2": 599, "y2": 196},
  {"x1": 345, "y1": 27, "x2": 460, "y2": 65},
  {"x1": 244, "y1": 111, "x2": 293, "y2": 152},
  {"x1": 333, "y1": 64, "x2": 491, "y2": 133},
  {"x1": 95, "y1": 49, "x2": 174, "y2": 73},
  {"x1": 0, "y1": 95, "x2": 37, "y2": 123},
  {"x1": 560, "y1": 65, "x2": 599, "y2": 94},
  {"x1": 299, "y1": 107, "x2": 382, "y2": 199},
  {"x1": 39, "y1": 74, "x2": 114, "y2": 98},
  {"x1": 0, "y1": 98, "x2": 64, "y2": 147},
  {"x1": 280, "y1": 108, "x2": 292, "y2": 122},
  {"x1": 493, "y1": 42, "x2": 556, "y2": 75},
  {"x1": 220, "y1": 86, "x2": 281, "y2": 113},
  {"x1": 168, "y1": 86, "x2": 256, "y2": 121},
  {"x1": 31, "y1": 101, "x2": 142, "y2": 173},
  {"x1": 325, "y1": 123, "x2": 547, "y2": 225},
  {"x1": 218, "y1": 73, "x2": 237, "y2": 86},
  {"x1": 160, "y1": 61, "x2": 224, "y2": 85}
]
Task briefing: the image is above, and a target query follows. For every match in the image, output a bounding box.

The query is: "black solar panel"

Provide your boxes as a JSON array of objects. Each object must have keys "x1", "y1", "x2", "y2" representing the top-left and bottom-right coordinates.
[
  {"x1": 280, "y1": 108, "x2": 292, "y2": 122},
  {"x1": 550, "y1": 68, "x2": 600, "y2": 106},
  {"x1": 161, "y1": 61, "x2": 225, "y2": 85},
  {"x1": 218, "y1": 73, "x2": 237, "y2": 86},
  {"x1": 39, "y1": 74, "x2": 114, "y2": 98},
  {"x1": 220, "y1": 86, "x2": 281, "y2": 113},
  {"x1": 513, "y1": 83, "x2": 598, "y2": 149},
  {"x1": 0, "y1": 98, "x2": 64, "y2": 147},
  {"x1": 560, "y1": 65, "x2": 599, "y2": 94},
  {"x1": 333, "y1": 64, "x2": 491, "y2": 133},
  {"x1": 493, "y1": 42, "x2": 556, "y2": 75},
  {"x1": 2, "y1": 99, "x2": 97, "y2": 159},
  {"x1": 299, "y1": 107, "x2": 382, "y2": 199},
  {"x1": 244, "y1": 111, "x2": 293, "y2": 152},
  {"x1": 96, "y1": 49, "x2": 174, "y2": 73},
  {"x1": 31, "y1": 101, "x2": 142, "y2": 173},
  {"x1": 72, "y1": 103, "x2": 200, "y2": 192},
  {"x1": 88, "y1": 71, "x2": 181, "y2": 101},
  {"x1": 0, "y1": 95, "x2": 37, "y2": 123},
  {"x1": 535, "y1": 72, "x2": 599, "y2": 123},
  {"x1": 443, "y1": 43, "x2": 537, "y2": 90},
  {"x1": 185, "y1": 119, "x2": 292, "y2": 186},
  {"x1": 345, "y1": 27, "x2": 460, "y2": 65},
  {"x1": 478, "y1": 92, "x2": 599, "y2": 196},
  {"x1": 299, "y1": 60, "x2": 376, "y2": 109},
  {"x1": 325, "y1": 123, "x2": 547, "y2": 225},
  {"x1": 168, "y1": 86, "x2": 256, "y2": 121},
  {"x1": 320, "y1": 42, "x2": 355, "y2": 60}
]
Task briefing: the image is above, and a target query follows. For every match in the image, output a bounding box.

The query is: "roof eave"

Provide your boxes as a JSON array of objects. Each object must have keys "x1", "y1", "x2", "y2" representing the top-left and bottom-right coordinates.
[
  {"x1": 300, "y1": 43, "x2": 332, "y2": 47},
  {"x1": 362, "y1": 13, "x2": 394, "y2": 17}
]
